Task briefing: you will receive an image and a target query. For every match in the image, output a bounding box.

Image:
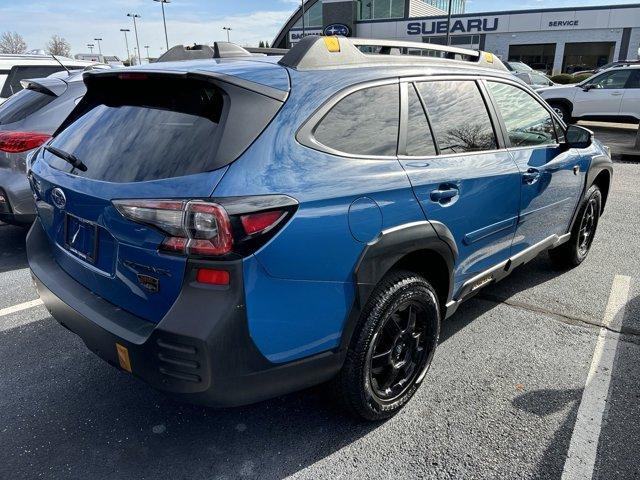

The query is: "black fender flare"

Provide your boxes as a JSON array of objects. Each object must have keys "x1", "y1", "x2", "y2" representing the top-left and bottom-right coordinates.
[
  {"x1": 353, "y1": 220, "x2": 457, "y2": 310},
  {"x1": 338, "y1": 220, "x2": 457, "y2": 352}
]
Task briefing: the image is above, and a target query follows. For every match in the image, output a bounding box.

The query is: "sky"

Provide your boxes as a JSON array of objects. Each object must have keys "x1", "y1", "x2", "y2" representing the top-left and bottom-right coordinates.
[{"x1": 0, "y1": 0, "x2": 639, "y2": 60}]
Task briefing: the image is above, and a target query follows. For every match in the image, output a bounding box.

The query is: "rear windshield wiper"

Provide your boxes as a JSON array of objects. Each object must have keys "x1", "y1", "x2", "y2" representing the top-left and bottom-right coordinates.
[{"x1": 44, "y1": 145, "x2": 87, "y2": 172}]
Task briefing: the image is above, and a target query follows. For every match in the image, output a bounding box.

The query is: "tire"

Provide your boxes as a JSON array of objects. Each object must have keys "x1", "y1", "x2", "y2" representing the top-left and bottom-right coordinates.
[
  {"x1": 549, "y1": 184, "x2": 602, "y2": 268},
  {"x1": 549, "y1": 102, "x2": 572, "y2": 123},
  {"x1": 337, "y1": 270, "x2": 440, "y2": 421}
]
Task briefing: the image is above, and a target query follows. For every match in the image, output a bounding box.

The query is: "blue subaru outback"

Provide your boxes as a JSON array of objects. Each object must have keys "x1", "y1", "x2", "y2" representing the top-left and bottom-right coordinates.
[{"x1": 27, "y1": 37, "x2": 612, "y2": 420}]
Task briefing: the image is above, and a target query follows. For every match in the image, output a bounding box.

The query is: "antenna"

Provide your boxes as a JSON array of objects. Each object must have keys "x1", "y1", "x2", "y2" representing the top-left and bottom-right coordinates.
[{"x1": 51, "y1": 55, "x2": 70, "y2": 74}]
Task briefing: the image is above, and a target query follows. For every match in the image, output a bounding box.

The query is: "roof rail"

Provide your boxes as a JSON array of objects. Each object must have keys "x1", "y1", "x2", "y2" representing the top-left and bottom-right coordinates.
[
  {"x1": 279, "y1": 36, "x2": 507, "y2": 71},
  {"x1": 157, "y1": 42, "x2": 253, "y2": 63}
]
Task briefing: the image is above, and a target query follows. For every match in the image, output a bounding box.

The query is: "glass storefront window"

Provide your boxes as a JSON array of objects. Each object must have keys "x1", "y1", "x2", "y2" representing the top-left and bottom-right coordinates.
[
  {"x1": 293, "y1": 1, "x2": 323, "y2": 28},
  {"x1": 357, "y1": 0, "x2": 405, "y2": 20}
]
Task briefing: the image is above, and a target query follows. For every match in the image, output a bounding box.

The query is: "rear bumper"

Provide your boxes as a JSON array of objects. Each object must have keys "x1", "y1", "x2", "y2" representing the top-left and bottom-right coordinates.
[
  {"x1": 27, "y1": 220, "x2": 343, "y2": 407},
  {"x1": 0, "y1": 154, "x2": 35, "y2": 222}
]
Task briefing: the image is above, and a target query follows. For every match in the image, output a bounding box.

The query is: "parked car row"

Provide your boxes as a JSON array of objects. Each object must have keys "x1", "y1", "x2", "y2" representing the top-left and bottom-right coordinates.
[{"x1": 2, "y1": 38, "x2": 612, "y2": 420}]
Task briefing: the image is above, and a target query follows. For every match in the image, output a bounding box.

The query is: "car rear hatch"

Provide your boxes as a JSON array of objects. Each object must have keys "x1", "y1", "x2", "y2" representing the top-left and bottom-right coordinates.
[{"x1": 29, "y1": 65, "x2": 289, "y2": 323}]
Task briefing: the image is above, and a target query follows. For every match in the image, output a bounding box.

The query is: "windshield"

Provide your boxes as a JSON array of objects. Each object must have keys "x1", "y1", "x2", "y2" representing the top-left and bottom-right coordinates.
[{"x1": 46, "y1": 77, "x2": 223, "y2": 183}]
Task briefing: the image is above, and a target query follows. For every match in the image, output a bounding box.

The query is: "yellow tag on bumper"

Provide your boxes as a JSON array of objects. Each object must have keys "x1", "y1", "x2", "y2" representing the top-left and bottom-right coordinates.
[{"x1": 116, "y1": 343, "x2": 132, "y2": 373}]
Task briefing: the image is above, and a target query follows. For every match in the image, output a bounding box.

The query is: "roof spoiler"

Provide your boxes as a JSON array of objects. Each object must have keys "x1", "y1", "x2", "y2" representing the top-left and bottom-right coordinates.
[
  {"x1": 19, "y1": 77, "x2": 69, "y2": 97},
  {"x1": 279, "y1": 36, "x2": 507, "y2": 71}
]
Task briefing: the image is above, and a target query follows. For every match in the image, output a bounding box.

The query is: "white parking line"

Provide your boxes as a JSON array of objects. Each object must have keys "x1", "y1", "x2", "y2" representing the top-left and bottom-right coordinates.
[
  {"x1": 561, "y1": 275, "x2": 632, "y2": 480},
  {"x1": 0, "y1": 299, "x2": 43, "y2": 318}
]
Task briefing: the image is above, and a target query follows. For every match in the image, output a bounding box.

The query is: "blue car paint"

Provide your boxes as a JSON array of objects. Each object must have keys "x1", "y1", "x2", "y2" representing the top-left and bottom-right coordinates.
[
  {"x1": 30, "y1": 57, "x2": 603, "y2": 365},
  {"x1": 399, "y1": 151, "x2": 522, "y2": 293},
  {"x1": 508, "y1": 145, "x2": 587, "y2": 255}
]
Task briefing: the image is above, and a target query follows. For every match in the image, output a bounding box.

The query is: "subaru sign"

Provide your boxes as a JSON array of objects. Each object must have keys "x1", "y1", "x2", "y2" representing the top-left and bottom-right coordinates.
[
  {"x1": 407, "y1": 18, "x2": 499, "y2": 35},
  {"x1": 324, "y1": 23, "x2": 351, "y2": 37}
]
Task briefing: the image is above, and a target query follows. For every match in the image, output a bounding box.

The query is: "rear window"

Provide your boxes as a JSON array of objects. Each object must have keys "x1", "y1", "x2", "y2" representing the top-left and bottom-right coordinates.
[
  {"x1": 0, "y1": 88, "x2": 55, "y2": 125},
  {"x1": 313, "y1": 84, "x2": 399, "y2": 156},
  {"x1": 46, "y1": 77, "x2": 224, "y2": 183}
]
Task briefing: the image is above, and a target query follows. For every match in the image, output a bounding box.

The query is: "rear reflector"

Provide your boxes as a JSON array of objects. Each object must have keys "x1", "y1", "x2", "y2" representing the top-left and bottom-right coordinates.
[
  {"x1": 241, "y1": 210, "x2": 285, "y2": 236},
  {"x1": 0, "y1": 131, "x2": 51, "y2": 153},
  {"x1": 196, "y1": 268, "x2": 230, "y2": 285}
]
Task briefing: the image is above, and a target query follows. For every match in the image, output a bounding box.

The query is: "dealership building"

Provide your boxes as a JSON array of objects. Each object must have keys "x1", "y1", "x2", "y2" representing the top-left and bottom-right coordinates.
[{"x1": 273, "y1": 1, "x2": 640, "y2": 74}]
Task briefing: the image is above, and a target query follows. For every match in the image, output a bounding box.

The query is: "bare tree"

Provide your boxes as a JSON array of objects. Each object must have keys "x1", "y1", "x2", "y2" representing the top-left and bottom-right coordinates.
[
  {"x1": 46, "y1": 35, "x2": 71, "y2": 57},
  {"x1": 0, "y1": 31, "x2": 27, "y2": 54}
]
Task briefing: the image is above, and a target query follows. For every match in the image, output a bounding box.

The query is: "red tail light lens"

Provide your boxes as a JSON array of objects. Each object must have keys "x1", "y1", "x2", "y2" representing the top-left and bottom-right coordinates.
[
  {"x1": 241, "y1": 210, "x2": 285, "y2": 235},
  {"x1": 0, "y1": 131, "x2": 51, "y2": 153},
  {"x1": 114, "y1": 200, "x2": 233, "y2": 256}
]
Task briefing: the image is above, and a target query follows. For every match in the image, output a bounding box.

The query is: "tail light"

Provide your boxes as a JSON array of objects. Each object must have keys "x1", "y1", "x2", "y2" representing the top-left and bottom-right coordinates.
[
  {"x1": 113, "y1": 196, "x2": 297, "y2": 258},
  {"x1": 0, "y1": 131, "x2": 51, "y2": 153}
]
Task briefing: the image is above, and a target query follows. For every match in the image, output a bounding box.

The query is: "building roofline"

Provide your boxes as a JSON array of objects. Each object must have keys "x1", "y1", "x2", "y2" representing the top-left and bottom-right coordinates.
[{"x1": 355, "y1": 2, "x2": 640, "y2": 23}]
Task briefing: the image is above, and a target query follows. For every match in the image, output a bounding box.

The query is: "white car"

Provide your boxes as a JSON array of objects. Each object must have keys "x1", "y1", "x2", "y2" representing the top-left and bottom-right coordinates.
[
  {"x1": 0, "y1": 54, "x2": 98, "y2": 103},
  {"x1": 538, "y1": 66, "x2": 640, "y2": 123}
]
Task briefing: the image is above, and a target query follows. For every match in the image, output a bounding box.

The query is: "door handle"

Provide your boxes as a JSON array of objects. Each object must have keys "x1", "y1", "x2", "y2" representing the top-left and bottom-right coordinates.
[
  {"x1": 430, "y1": 186, "x2": 459, "y2": 203},
  {"x1": 610, "y1": 92, "x2": 623, "y2": 96},
  {"x1": 522, "y1": 168, "x2": 541, "y2": 184},
  {"x1": 573, "y1": 165, "x2": 580, "y2": 175}
]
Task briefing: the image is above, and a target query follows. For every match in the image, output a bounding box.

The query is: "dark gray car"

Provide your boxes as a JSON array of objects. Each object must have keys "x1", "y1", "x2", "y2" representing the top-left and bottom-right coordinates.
[{"x1": 0, "y1": 72, "x2": 87, "y2": 225}]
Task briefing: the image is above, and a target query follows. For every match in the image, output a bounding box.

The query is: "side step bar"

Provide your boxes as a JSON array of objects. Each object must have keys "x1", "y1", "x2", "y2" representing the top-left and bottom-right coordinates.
[{"x1": 444, "y1": 233, "x2": 571, "y2": 318}]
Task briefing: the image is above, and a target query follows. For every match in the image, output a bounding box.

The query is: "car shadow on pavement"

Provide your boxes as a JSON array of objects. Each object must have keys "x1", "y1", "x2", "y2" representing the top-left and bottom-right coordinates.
[
  {"x1": 510, "y1": 294, "x2": 640, "y2": 480},
  {"x1": 0, "y1": 223, "x2": 29, "y2": 274}
]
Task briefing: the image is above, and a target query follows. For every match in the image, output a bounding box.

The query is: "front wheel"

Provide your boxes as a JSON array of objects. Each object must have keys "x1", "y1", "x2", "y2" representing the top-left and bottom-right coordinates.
[
  {"x1": 549, "y1": 184, "x2": 602, "y2": 268},
  {"x1": 337, "y1": 270, "x2": 440, "y2": 421}
]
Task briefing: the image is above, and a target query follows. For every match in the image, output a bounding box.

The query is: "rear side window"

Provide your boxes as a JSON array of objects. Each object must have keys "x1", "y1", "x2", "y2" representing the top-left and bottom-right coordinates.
[
  {"x1": 47, "y1": 77, "x2": 223, "y2": 183},
  {"x1": 406, "y1": 84, "x2": 436, "y2": 156},
  {"x1": 0, "y1": 88, "x2": 55, "y2": 125},
  {"x1": 487, "y1": 82, "x2": 557, "y2": 148},
  {"x1": 0, "y1": 66, "x2": 69, "y2": 98},
  {"x1": 314, "y1": 84, "x2": 399, "y2": 156},
  {"x1": 416, "y1": 81, "x2": 497, "y2": 154}
]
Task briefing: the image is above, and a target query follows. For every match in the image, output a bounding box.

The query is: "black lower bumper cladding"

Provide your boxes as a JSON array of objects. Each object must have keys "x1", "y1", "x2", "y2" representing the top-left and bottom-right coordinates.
[{"x1": 27, "y1": 220, "x2": 343, "y2": 407}]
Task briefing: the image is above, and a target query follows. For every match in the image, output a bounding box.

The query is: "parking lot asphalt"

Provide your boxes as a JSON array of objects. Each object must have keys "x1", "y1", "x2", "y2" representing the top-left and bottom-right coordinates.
[{"x1": 0, "y1": 163, "x2": 638, "y2": 480}]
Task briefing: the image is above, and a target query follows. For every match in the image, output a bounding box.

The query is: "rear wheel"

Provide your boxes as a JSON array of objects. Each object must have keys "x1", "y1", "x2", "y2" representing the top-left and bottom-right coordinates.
[
  {"x1": 549, "y1": 185, "x2": 601, "y2": 268},
  {"x1": 549, "y1": 102, "x2": 572, "y2": 123},
  {"x1": 337, "y1": 270, "x2": 440, "y2": 421}
]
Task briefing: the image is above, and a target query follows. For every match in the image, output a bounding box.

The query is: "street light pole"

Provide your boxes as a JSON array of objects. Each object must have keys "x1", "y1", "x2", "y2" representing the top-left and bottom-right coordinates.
[
  {"x1": 120, "y1": 28, "x2": 131, "y2": 65},
  {"x1": 445, "y1": 0, "x2": 453, "y2": 46},
  {"x1": 222, "y1": 27, "x2": 232, "y2": 42},
  {"x1": 144, "y1": 45, "x2": 150, "y2": 62},
  {"x1": 153, "y1": 0, "x2": 170, "y2": 51},
  {"x1": 94, "y1": 38, "x2": 103, "y2": 56},
  {"x1": 127, "y1": 13, "x2": 142, "y2": 66},
  {"x1": 87, "y1": 43, "x2": 95, "y2": 54}
]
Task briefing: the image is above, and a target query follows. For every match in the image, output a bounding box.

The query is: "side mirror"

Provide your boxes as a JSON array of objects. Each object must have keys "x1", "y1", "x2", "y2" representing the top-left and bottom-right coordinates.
[
  {"x1": 582, "y1": 84, "x2": 594, "y2": 92},
  {"x1": 566, "y1": 125, "x2": 593, "y2": 149}
]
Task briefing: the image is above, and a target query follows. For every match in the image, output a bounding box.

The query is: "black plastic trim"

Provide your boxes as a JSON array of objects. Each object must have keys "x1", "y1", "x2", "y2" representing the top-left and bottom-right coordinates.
[
  {"x1": 353, "y1": 220, "x2": 456, "y2": 309},
  {"x1": 27, "y1": 220, "x2": 343, "y2": 407}
]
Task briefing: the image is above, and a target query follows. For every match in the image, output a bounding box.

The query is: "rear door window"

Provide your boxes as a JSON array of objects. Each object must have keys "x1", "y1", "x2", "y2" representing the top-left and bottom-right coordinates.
[
  {"x1": 0, "y1": 88, "x2": 55, "y2": 125},
  {"x1": 487, "y1": 81, "x2": 557, "y2": 148},
  {"x1": 46, "y1": 77, "x2": 224, "y2": 183},
  {"x1": 416, "y1": 80, "x2": 497, "y2": 154},
  {"x1": 314, "y1": 84, "x2": 399, "y2": 156},
  {"x1": 405, "y1": 83, "x2": 437, "y2": 156}
]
